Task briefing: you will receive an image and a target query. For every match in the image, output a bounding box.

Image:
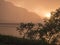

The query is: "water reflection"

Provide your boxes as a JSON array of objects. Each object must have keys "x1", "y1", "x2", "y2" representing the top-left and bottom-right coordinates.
[{"x1": 0, "y1": 23, "x2": 20, "y2": 37}]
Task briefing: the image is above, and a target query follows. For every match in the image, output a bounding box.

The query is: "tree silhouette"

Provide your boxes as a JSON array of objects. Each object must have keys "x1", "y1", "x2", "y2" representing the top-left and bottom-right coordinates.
[
  {"x1": 39, "y1": 8, "x2": 60, "y2": 44},
  {"x1": 17, "y1": 22, "x2": 35, "y2": 39},
  {"x1": 17, "y1": 8, "x2": 60, "y2": 45}
]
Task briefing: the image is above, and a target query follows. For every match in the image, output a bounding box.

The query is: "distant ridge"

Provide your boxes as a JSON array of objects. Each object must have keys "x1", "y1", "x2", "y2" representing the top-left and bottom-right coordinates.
[
  {"x1": 0, "y1": 23, "x2": 19, "y2": 25},
  {"x1": 0, "y1": 0, "x2": 41, "y2": 23},
  {"x1": 0, "y1": 23, "x2": 19, "y2": 27}
]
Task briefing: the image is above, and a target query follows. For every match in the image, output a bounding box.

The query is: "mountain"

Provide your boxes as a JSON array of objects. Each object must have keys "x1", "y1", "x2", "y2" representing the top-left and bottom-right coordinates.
[{"x1": 0, "y1": 0, "x2": 42, "y2": 23}]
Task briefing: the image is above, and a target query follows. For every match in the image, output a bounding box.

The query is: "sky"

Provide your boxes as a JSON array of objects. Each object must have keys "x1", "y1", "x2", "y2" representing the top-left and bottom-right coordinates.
[
  {"x1": 0, "y1": 0, "x2": 60, "y2": 23},
  {"x1": 5, "y1": 0, "x2": 60, "y2": 17}
]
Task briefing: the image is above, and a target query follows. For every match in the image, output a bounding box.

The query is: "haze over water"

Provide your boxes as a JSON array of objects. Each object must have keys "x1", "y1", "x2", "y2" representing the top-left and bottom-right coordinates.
[{"x1": 0, "y1": 23, "x2": 20, "y2": 37}]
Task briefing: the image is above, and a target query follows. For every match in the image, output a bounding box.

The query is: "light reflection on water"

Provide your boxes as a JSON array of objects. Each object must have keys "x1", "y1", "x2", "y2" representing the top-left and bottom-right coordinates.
[{"x1": 0, "y1": 24, "x2": 20, "y2": 37}]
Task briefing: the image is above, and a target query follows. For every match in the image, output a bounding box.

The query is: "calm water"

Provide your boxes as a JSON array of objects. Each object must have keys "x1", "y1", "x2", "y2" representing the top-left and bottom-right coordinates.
[{"x1": 0, "y1": 23, "x2": 20, "y2": 37}]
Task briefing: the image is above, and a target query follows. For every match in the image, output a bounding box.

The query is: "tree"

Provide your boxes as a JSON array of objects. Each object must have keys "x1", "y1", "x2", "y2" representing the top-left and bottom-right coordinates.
[
  {"x1": 17, "y1": 22, "x2": 36, "y2": 39},
  {"x1": 39, "y1": 8, "x2": 60, "y2": 44},
  {"x1": 17, "y1": 8, "x2": 60, "y2": 45}
]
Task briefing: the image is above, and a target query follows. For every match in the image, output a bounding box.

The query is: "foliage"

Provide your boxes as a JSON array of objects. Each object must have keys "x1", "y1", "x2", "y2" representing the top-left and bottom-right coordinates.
[
  {"x1": 17, "y1": 22, "x2": 43, "y2": 40},
  {"x1": 17, "y1": 8, "x2": 60, "y2": 45},
  {"x1": 42, "y1": 8, "x2": 60, "y2": 44},
  {"x1": 0, "y1": 35, "x2": 49, "y2": 45}
]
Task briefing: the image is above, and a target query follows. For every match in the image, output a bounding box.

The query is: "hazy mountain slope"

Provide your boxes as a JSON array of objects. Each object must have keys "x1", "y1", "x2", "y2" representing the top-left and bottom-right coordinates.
[{"x1": 0, "y1": 0, "x2": 42, "y2": 23}]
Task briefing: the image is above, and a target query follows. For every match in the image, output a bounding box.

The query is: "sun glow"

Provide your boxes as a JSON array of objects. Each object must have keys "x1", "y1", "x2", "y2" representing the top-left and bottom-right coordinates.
[
  {"x1": 33, "y1": 8, "x2": 51, "y2": 19},
  {"x1": 45, "y1": 12, "x2": 51, "y2": 19}
]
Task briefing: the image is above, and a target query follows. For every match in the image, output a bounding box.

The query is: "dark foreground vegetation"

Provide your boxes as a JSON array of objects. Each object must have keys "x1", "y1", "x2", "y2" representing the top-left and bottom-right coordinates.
[
  {"x1": 17, "y1": 8, "x2": 60, "y2": 45},
  {"x1": 0, "y1": 35, "x2": 49, "y2": 45}
]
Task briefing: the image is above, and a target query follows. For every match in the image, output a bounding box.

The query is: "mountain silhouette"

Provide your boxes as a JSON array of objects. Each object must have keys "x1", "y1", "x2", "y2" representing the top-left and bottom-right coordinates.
[{"x1": 0, "y1": 0, "x2": 41, "y2": 23}]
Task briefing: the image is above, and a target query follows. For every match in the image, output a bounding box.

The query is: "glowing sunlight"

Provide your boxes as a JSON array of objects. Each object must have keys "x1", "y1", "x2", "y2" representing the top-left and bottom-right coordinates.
[{"x1": 45, "y1": 12, "x2": 51, "y2": 19}]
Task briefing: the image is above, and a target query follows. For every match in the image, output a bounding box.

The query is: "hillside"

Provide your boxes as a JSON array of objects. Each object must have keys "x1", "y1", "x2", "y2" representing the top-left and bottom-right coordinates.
[
  {"x1": 0, "y1": 34, "x2": 49, "y2": 45},
  {"x1": 0, "y1": 0, "x2": 42, "y2": 23}
]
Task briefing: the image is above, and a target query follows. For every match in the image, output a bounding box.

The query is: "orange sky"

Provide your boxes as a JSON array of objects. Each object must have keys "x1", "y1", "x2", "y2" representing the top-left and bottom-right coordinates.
[
  {"x1": 0, "y1": 0, "x2": 60, "y2": 23},
  {"x1": 5, "y1": 0, "x2": 60, "y2": 16}
]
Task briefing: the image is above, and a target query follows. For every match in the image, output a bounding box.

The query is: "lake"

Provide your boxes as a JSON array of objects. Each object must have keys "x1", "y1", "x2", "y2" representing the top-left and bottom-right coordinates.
[{"x1": 0, "y1": 23, "x2": 20, "y2": 37}]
